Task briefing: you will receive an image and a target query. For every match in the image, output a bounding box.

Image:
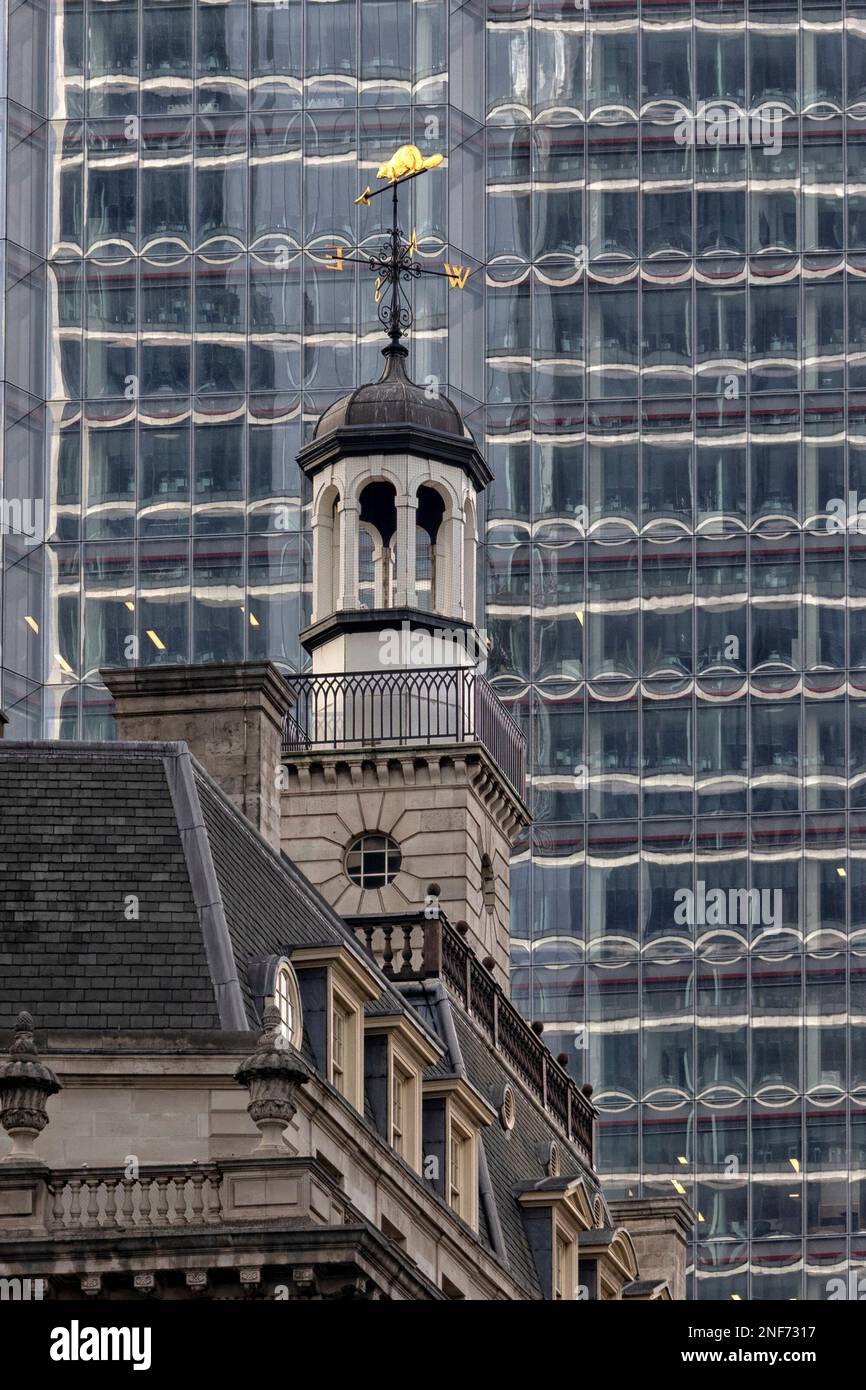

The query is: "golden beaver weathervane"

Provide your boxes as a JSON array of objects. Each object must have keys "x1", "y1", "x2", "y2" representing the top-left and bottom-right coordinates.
[
  {"x1": 375, "y1": 143, "x2": 444, "y2": 185},
  {"x1": 324, "y1": 144, "x2": 470, "y2": 354}
]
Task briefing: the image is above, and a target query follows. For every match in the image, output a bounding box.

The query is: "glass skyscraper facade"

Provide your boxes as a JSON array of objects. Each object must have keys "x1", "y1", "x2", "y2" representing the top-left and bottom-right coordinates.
[
  {"x1": 0, "y1": 0, "x2": 486, "y2": 734},
  {"x1": 2, "y1": 0, "x2": 866, "y2": 1299}
]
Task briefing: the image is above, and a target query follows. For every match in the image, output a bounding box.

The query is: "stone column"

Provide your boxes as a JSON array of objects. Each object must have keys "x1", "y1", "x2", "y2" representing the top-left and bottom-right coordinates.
[
  {"x1": 338, "y1": 500, "x2": 360, "y2": 610},
  {"x1": 394, "y1": 497, "x2": 416, "y2": 608},
  {"x1": 442, "y1": 510, "x2": 463, "y2": 620},
  {"x1": 310, "y1": 505, "x2": 335, "y2": 624},
  {"x1": 101, "y1": 662, "x2": 293, "y2": 853}
]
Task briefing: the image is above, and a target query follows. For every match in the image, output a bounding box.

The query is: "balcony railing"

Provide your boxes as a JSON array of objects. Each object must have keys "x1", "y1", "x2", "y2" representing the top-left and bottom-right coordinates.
[
  {"x1": 282, "y1": 667, "x2": 526, "y2": 801},
  {"x1": 48, "y1": 1164, "x2": 224, "y2": 1232},
  {"x1": 346, "y1": 912, "x2": 595, "y2": 1165}
]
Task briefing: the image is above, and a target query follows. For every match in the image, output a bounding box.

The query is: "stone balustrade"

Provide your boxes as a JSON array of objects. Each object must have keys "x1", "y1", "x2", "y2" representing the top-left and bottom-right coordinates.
[{"x1": 48, "y1": 1165, "x2": 223, "y2": 1231}]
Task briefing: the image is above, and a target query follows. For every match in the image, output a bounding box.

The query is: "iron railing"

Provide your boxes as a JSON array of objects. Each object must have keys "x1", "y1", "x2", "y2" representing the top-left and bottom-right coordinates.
[
  {"x1": 282, "y1": 667, "x2": 526, "y2": 800},
  {"x1": 346, "y1": 912, "x2": 595, "y2": 1164}
]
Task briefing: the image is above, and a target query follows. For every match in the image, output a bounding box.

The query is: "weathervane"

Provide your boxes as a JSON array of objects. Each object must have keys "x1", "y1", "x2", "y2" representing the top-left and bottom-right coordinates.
[{"x1": 323, "y1": 144, "x2": 471, "y2": 355}]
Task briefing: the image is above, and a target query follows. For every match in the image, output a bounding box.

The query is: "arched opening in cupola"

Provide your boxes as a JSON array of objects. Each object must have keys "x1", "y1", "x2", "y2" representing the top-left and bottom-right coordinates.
[
  {"x1": 415, "y1": 485, "x2": 446, "y2": 611},
  {"x1": 314, "y1": 483, "x2": 341, "y2": 619},
  {"x1": 359, "y1": 480, "x2": 397, "y2": 608}
]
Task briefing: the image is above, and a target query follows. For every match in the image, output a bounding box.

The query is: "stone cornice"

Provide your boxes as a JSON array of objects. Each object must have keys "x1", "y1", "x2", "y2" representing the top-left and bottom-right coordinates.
[
  {"x1": 282, "y1": 741, "x2": 530, "y2": 830},
  {"x1": 101, "y1": 660, "x2": 294, "y2": 723},
  {"x1": 297, "y1": 423, "x2": 492, "y2": 492},
  {"x1": 300, "y1": 606, "x2": 477, "y2": 655}
]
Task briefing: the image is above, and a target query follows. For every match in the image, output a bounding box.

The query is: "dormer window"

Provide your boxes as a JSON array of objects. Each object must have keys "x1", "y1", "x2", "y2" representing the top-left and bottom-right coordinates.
[
  {"x1": 448, "y1": 1113, "x2": 476, "y2": 1225},
  {"x1": 364, "y1": 1015, "x2": 441, "y2": 1172},
  {"x1": 392, "y1": 1064, "x2": 407, "y2": 1156},
  {"x1": 290, "y1": 945, "x2": 380, "y2": 1114},
  {"x1": 422, "y1": 1079, "x2": 494, "y2": 1231},
  {"x1": 248, "y1": 955, "x2": 303, "y2": 1050},
  {"x1": 331, "y1": 994, "x2": 354, "y2": 1099},
  {"x1": 554, "y1": 1230, "x2": 576, "y2": 1300},
  {"x1": 273, "y1": 962, "x2": 300, "y2": 1045},
  {"x1": 517, "y1": 1176, "x2": 593, "y2": 1301},
  {"x1": 449, "y1": 1126, "x2": 465, "y2": 1210}
]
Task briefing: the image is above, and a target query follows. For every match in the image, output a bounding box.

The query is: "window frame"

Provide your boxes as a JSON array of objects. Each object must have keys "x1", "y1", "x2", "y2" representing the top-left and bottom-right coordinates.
[
  {"x1": 447, "y1": 1109, "x2": 478, "y2": 1229},
  {"x1": 329, "y1": 980, "x2": 362, "y2": 1109},
  {"x1": 272, "y1": 960, "x2": 302, "y2": 1048},
  {"x1": 553, "y1": 1221, "x2": 577, "y2": 1301},
  {"x1": 345, "y1": 831, "x2": 402, "y2": 890}
]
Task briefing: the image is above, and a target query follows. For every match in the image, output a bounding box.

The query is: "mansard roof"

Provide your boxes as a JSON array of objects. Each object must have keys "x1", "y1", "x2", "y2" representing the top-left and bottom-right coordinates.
[{"x1": 0, "y1": 737, "x2": 624, "y2": 1299}]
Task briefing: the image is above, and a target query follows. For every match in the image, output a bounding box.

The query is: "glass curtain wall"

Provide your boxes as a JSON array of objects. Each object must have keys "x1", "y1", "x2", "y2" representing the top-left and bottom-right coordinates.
[
  {"x1": 4, "y1": 0, "x2": 866, "y2": 1302},
  {"x1": 490, "y1": 0, "x2": 866, "y2": 1299},
  {"x1": 0, "y1": 0, "x2": 485, "y2": 737}
]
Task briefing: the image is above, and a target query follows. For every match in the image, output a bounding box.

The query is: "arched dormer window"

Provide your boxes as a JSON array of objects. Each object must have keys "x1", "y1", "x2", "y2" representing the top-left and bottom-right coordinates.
[
  {"x1": 248, "y1": 955, "x2": 304, "y2": 1050},
  {"x1": 274, "y1": 961, "x2": 302, "y2": 1045}
]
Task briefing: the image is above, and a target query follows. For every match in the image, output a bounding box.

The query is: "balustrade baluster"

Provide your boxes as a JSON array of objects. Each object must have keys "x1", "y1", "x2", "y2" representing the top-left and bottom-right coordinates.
[
  {"x1": 68, "y1": 1178, "x2": 82, "y2": 1228},
  {"x1": 190, "y1": 1173, "x2": 205, "y2": 1223},
  {"x1": 173, "y1": 1178, "x2": 188, "y2": 1224},
  {"x1": 104, "y1": 1179, "x2": 117, "y2": 1226},
  {"x1": 51, "y1": 1183, "x2": 65, "y2": 1227},
  {"x1": 120, "y1": 1177, "x2": 135, "y2": 1227},
  {"x1": 205, "y1": 1170, "x2": 222, "y2": 1222},
  {"x1": 85, "y1": 1177, "x2": 100, "y2": 1227},
  {"x1": 153, "y1": 1177, "x2": 169, "y2": 1226},
  {"x1": 138, "y1": 1176, "x2": 153, "y2": 1226},
  {"x1": 401, "y1": 924, "x2": 414, "y2": 973},
  {"x1": 381, "y1": 924, "x2": 394, "y2": 975}
]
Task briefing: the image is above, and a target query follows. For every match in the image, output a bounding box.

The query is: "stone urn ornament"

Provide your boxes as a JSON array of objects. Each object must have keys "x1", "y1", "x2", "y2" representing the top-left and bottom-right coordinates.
[
  {"x1": 235, "y1": 1004, "x2": 310, "y2": 1154},
  {"x1": 0, "y1": 1012, "x2": 62, "y2": 1163}
]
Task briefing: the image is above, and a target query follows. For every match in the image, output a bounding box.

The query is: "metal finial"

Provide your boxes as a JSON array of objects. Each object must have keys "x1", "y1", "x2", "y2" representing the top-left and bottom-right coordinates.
[{"x1": 369, "y1": 179, "x2": 422, "y2": 353}]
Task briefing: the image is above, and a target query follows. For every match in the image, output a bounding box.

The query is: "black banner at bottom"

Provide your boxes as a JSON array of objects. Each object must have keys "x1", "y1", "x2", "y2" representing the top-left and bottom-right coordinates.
[{"x1": 0, "y1": 1295, "x2": 854, "y2": 1378}]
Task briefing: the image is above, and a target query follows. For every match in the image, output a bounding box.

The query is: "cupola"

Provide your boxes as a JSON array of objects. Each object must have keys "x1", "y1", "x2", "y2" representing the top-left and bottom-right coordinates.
[{"x1": 298, "y1": 344, "x2": 490, "y2": 675}]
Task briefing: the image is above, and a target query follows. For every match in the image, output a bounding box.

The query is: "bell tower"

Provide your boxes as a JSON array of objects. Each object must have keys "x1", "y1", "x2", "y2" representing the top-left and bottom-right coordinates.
[
  {"x1": 301, "y1": 339, "x2": 489, "y2": 675},
  {"x1": 279, "y1": 150, "x2": 530, "y2": 986}
]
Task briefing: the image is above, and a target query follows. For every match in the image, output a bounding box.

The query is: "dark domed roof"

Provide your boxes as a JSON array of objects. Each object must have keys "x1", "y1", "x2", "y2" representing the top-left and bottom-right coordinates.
[{"x1": 314, "y1": 347, "x2": 467, "y2": 440}]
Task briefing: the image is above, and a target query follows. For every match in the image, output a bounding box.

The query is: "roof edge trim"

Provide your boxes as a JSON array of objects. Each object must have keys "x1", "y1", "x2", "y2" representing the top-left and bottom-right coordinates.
[{"x1": 163, "y1": 747, "x2": 249, "y2": 1031}]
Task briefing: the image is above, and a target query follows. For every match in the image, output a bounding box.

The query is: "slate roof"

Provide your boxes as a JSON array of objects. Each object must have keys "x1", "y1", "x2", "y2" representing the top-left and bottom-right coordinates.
[
  {"x1": 191, "y1": 765, "x2": 414, "y2": 1024},
  {"x1": 0, "y1": 741, "x2": 419, "y2": 1038},
  {"x1": 0, "y1": 745, "x2": 220, "y2": 1031},
  {"x1": 0, "y1": 737, "x2": 609, "y2": 1299}
]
